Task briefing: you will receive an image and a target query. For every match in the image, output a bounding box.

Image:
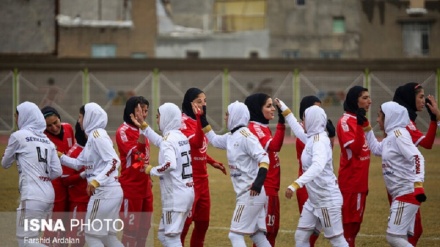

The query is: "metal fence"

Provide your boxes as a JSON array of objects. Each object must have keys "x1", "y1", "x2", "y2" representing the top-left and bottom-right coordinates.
[{"x1": 1, "y1": 62, "x2": 439, "y2": 136}]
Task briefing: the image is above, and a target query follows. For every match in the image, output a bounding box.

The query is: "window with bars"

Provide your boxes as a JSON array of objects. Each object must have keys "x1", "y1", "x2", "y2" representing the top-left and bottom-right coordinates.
[
  {"x1": 402, "y1": 22, "x2": 430, "y2": 56},
  {"x1": 333, "y1": 17, "x2": 345, "y2": 34}
]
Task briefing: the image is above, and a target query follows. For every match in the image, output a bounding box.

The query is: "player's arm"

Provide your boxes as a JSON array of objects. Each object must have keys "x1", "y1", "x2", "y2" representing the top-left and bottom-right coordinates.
[
  {"x1": 295, "y1": 139, "x2": 327, "y2": 187},
  {"x1": 245, "y1": 133, "x2": 269, "y2": 196},
  {"x1": 1, "y1": 134, "x2": 19, "y2": 169},
  {"x1": 60, "y1": 152, "x2": 86, "y2": 171},
  {"x1": 149, "y1": 141, "x2": 177, "y2": 177},
  {"x1": 92, "y1": 137, "x2": 121, "y2": 187},
  {"x1": 48, "y1": 145, "x2": 63, "y2": 180},
  {"x1": 267, "y1": 123, "x2": 285, "y2": 152},
  {"x1": 416, "y1": 121, "x2": 436, "y2": 149},
  {"x1": 206, "y1": 153, "x2": 227, "y2": 175},
  {"x1": 365, "y1": 130, "x2": 382, "y2": 156},
  {"x1": 275, "y1": 98, "x2": 308, "y2": 144}
]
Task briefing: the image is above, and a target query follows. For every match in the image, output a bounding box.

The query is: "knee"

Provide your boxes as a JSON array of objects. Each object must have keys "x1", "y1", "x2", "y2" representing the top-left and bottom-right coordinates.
[
  {"x1": 295, "y1": 229, "x2": 313, "y2": 245},
  {"x1": 229, "y1": 232, "x2": 246, "y2": 247}
]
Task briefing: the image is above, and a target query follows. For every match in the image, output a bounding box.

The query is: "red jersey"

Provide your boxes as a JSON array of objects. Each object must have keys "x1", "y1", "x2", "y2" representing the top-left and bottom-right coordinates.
[
  {"x1": 407, "y1": 119, "x2": 437, "y2": 149},
  {"x1": 61, "y1": 144, "x2": 89, "y2": 203},
  {"x1": 248, "y1": 121, "x2": 285, "y2": 195},
  {"x1": 45, "y1": 122, "x2": 75, "y2": 203},
  {"x1": 337, "y1": 113, "x2": 370, "y2": 193},
  {"x1": 116, "y1": 123, "x2": 152, "y2": 199},
  {"x1": 180, "y1": 114, "x2": 211, "y2": 178}
]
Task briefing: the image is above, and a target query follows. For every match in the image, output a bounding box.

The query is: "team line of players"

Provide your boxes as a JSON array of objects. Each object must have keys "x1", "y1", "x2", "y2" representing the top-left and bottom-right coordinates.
[{"x1": 2, "y1": 82, "x2": 440, "y2": 247}]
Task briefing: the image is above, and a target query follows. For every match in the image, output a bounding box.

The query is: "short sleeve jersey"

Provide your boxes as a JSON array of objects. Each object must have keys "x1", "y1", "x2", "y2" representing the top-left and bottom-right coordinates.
[{"x1": 337, "y1": 113, "x2": 370, "y2": 193}]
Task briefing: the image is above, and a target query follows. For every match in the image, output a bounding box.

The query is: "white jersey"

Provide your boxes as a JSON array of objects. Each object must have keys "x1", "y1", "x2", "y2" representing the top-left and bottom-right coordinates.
[
  {"x1": 206, "y1": 101, "x2": 269, "y2": 200},
  {"x1": 367, "y1": 102, "x2": 425, "y2": 200},
  {"x1": 2, "y1": 102, "x2": 62, "y2": 203},
  {"x1": 150, "y1": 103, "x2": 194, "y2": 212},
  {"x1": 61, "y1": 103, "x2": 121, "y2": 199},
  {"x1": 295, "y1": 106, "x2": 342, "y2": 208}
]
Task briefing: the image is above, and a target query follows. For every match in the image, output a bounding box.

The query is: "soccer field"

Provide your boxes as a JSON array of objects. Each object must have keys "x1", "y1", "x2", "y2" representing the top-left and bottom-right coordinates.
[{"x1": 1, "y1": 142, "x2": 439, "y2": 246}]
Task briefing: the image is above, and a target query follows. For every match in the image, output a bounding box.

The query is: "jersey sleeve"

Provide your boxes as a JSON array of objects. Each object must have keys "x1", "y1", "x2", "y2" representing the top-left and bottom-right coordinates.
[
  {"x1": 396, "y1": 131, "x2": 425, "y2": 183},
  {"x1": 150, "y1": 140, "x2": 177, "y2": 177},
  {"x1": 365, "y1": 130, "x2": 382, "y2": 156},
  {"x1": 48, "y1": 144, "x2": 63, "y2": 180},
  {"x1": 142, "y1": 126, "x2": 163, "y2": 147},
  {"x1": 267, "y1": 123, "x2": 285, "y2": 152},
  {"x1": 244, "y1": 132, "x2": 269, "y2": 165},
  {"x1": 205, "y1": 129, "x2": 228, "y2": 150},
  {"x1": 295, "y1": 137, "x2": 328, "y2": 188},
  {"x1": 1, "y1": 133, "x2": 19, "y2": 169},
  {"x1": 92, "y1": 136, "x2": 121, "y2": 186},
  {"x1": 285, "y1": 113, "x2": 307, "y2": 144},
  {"x1": 415, "y1": 121, "x2": 436, "y2": 149}
]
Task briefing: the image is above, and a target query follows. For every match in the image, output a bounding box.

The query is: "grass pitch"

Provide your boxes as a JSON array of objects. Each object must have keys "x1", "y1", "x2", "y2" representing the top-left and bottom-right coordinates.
[{"x1": 1, "y1": 141, "x2": 439, "y2": 246}]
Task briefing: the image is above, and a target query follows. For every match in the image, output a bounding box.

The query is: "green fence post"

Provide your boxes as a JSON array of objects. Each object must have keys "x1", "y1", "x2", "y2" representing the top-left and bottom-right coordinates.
[
  {"x1": 293, "y1": 68, "x2": 300, "y2": 116},
  {"x1": 222, "y1": 68, "x2": 230, "y2": 132},
  {"x1": 152, "y1": 68, "x2": 160, "y2": 131},
  {"x1": 82, "y1": 68, "x2": 90, "y2": 105},
  {"x1": 12, "y1": 68, "x2": 19, "y2": 131}
]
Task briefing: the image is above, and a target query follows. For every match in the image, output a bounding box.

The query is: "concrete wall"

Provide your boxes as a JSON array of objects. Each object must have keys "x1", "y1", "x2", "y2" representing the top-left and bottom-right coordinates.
[
  {"x1": 0, "y1": 0, "x2": 55, "y2": 54},
  {"x1": 268, "y1": 0, "x2": 361, "y2": 58},
  {"x1": 359, "y1": 1, "x2": 440, "y2": 58},
  {"x1": 58, "y1": 0, "x2": 156, "y2": 58},
  {"x1": 156, "y1": 30, "x2": 269, "y2": 58}
]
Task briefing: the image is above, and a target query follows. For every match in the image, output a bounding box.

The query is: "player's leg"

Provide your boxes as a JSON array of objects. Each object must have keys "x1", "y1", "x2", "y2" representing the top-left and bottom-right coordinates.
[
  {"x1": 162, "y1": 210, "x2": 190, "y2": 247},
  {"x1": 386, "y1": 200, "x2": 419, "y2": 247},
  {"x1": 67, "y1": 202, "x2": 87, "y2": 247},
  {"x1": 229, "y1": 232, "x2": 246, "y2": 247},
  {"x1": 181, "y1": 184, "x2": 199, "y2": 246},
  {"x1": 408, "y1": 209, "x2": 422, "y2": 246},
  {"x1": 190, "y1": 178, "x2": 210, "y2": 247},
  {"x1": 295, "y1": 201, "x2": 317, "y2": 247},
  {"x1": 318, "y1": 206, "x2": 348, "y2": 247},
  {"x1": 16, "y1": 200, "x2": 52, "y2": 247},
  {"x1": 136, "y1": 196, "x2": 154, "y2": 247},
  {"x1": 265, "y1": 194, "x2": 280, "y2": 246},
  {"x1": 120, "y1": 198, "x2": 141, "y2": 247},
  {"x1": 342, "y1": 192, "x2": 366, "y2": 247}
]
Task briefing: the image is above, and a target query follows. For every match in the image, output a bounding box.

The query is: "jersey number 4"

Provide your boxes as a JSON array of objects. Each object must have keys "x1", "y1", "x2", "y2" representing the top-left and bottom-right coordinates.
[{"x1": 36, "y1": 147, "x2": 49, "y2": 174}]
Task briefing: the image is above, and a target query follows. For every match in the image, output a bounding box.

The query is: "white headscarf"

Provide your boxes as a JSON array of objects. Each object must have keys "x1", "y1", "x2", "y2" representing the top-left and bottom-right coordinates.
[
  {"x1": 16, "y1": 101, "x2": 46, "y2": 137},
  {"x1": 381, "y1": 101, "x2": 410, "y2": 134},
  {"x1": 227, "y1": 101, "x2": 250, "y2": 131},
  {"x1": 83, "y1": 102, "x2": 108, "y2": 136},
  {"x1": 304, "y1": 105, "x2": 327, "y2": 137},
  {"x1": 158, "y1": 102, "x2": 182, "y2": 134}
]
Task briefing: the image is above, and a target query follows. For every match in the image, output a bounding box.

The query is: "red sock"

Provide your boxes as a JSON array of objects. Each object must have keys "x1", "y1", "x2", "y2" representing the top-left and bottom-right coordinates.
[
  {"x1": 190, "y1": 220, "x2": 209, "y2": 247},
  {"x1": 343, "y1": 222, "x2": 360, "y2": 247},
  {"x1": 180, "y1": 217, "x2": 192, "y2": 246}
]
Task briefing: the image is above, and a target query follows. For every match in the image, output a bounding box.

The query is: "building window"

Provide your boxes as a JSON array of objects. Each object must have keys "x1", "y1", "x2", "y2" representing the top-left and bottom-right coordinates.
[
  {"x1": 319, "y1": 50, "x2": 342, "y2": 59},
  {"x1": 131, "y1": 52, "x2": 147, "y2": 58},
  {"x1": 186, "y1": 50, "x2": 200, "y2": 59},
  {"x1": 296, "y1": 0, "x2": 306, "y2": 6},
  {"x1": 91, "y1": 44, "x2": 116, "y2": 57},
  {"x1": 282, "y1": 50, "x2": 300, "y2": 58},
  {"x1": 402, "y1": 22, "x2": 430, "y2": 56},
  {"x1": 249, "y1": 51, "x2": 259, "y2": 59},
  {"x1": 333, "y1": 17, "x2": 345, "y2": 34},
  {"x1": 213, "y1": 0, "x2": 266, "y2": 32}
]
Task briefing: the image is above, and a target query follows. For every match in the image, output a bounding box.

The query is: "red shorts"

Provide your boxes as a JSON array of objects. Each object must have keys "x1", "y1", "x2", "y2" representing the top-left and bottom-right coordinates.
[
  {"x1": 191, "y1": 177, "x2": 210, "y2": 222},
  {"x1": 265, "y1": 194, "x2": 280, "y2": 234},
  {"x1": 341, "y1": 192, "x2": 367, "y2": 224},
  {"x1": 120, "y1": 196, "x2": 153, "y2": 231}
]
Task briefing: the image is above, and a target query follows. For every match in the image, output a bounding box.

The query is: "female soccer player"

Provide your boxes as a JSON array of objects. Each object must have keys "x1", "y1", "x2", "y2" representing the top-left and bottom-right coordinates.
[
  {"x1": 2, "y1": 101, "x2": 62, "y2": 247},
  {"x1": 145, "y1": 103, "x2": 195, "y2": 247},
  {"x1": 392, "y1": 82, "x2": 440, "y2": 246},
  {"x1": 365, "y1": 101, "x2": 425, "y2": 247},
  {"x1": 202, "y1": 101, "x2": 271, "y2": 247},
  {"x1": 116, "y1": 96, "x2": 153, "y2": 247},
  {"x1": 180, "y1": 88, "x2": 226, "y2": 247},
  {"x1": 336, "y1": 86, "x2": 372, "y2": 247},
  {"x1": 244, "y1": 93, "x2": 285, "y2": 246},
  {"x1": 41, "y1": 106, "x2": 75, "y2": 243},
  {"x1": 59, "y1": 103, "x2": 123, "y2": 247},
  {"x1": 61, "y1": 121, "x2": 89, "y2": 247}
]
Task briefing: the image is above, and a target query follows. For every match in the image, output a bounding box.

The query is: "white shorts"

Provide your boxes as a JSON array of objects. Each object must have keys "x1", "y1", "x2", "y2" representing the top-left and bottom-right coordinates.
[
  {"x1": 230, "y1": 191, "x2": 267, "y2": 235},
  {"x1": 16, "y1": 200, "x2": 53, "y2": 239},
  {"x1": 158, "y1": 210, "x2": 190, "y2": 236},
  {"x1": 297, "y1": 200, "x2": 343, "y2": 238},
  {"x1": 85, "y1": 186, "x2": 123, "y2": 237},
  {"x1": 387, "y1": 200, "x2": 419, "y2": 237}
]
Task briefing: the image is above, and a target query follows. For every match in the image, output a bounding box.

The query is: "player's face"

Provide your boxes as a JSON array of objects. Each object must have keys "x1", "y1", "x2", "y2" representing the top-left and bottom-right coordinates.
[
  {"x1": 377, "y1": 109, "x2": 385, "y2": 131},
  {"x1": 156, "y1": 111, "x2": 161, "y2": 132},
  {"x1": 140, "y1": 104, "x2": 149, "y2": 120},
  {"x1": 45, "y1": 115, "x2": 62, "y2": 135},
  {"x1": 357, "y1": 91, "x2": 371, "y2": 111},
  {"x1": 415, "y1": 89, "x2": 425, "y2": 112},
  {"x1": 78, "y1": 113, "x2": 84, "y2": 130},
  {"x1": 262, "y1": 98, "x2": 275, "y2": 120},
  {"x1": 192, "y1": 93, "x2": 207, "y2": 109}
]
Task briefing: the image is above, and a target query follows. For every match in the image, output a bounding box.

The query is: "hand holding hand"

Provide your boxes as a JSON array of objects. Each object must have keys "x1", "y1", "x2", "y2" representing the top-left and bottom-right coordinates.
[
  {"x1": 130, "y1": 104, "x2": 148, "y2": 130},
  {"x1": 275, "y1": 98, "x2": 289, "y2": 112}
]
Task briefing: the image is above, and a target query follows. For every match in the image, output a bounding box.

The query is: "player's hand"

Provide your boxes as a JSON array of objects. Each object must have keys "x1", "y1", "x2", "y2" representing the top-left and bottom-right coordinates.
[
  {"x1": 285, "y1": 182, "x2": 300, "y2": 199},
  {"x1": 414, "y1": 182, "x2": 427, "y2": 202},
  {"x1": 356, "y1": 108, "x2": 368, "y2": 126},
  {"x1": 210, "y1": 162, "x2": 227, "y2": 175},
  {"x1": 87, "y1": 183, "x2": 96, "y2": 196},
  {"x1": 191, "y1": 102, "x2": 202, "y2": 116},
  {"x1": 276, "y1": 105, "x2": 285, "y2": 124},
  {"x1": 326, "y1": 119, "x2": 336, "y2": 138},
  {"x1": 130, "y1": 104, "x2": 148, "y2": 130},
  {"x1": 425, "y1": 95, "x2": 440, "y2": 121},
  {"x1": 57, "y1": 151, "x2": 63, "y2": 158},
  {"x1": 145, "y1": 164, "x2": 153, "y2": 175},
  {"x1": 275, "y1": 98, "x2": 289, "y2": 112}
]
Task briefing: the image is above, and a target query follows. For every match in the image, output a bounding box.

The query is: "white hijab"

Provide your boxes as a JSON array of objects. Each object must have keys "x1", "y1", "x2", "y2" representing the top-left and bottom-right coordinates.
[
  {"x1": 304, "y1": 105, "x2": 327, "y2": 137},
  {"x1": 17, "y1": 101, "x2": 47, "y2": 137},
  {"x1": 381, "y1": 101, "x2": 410, "y2": 134},
  {"x1": 83, "y1": 102, "x2": 108, "y2": 136},
  {"x1": 158, "y1": 103, "x2": 182, "y2": 134},
  {"x1": 227, "y1": 101, "x2": 250, "y2": 131}
]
